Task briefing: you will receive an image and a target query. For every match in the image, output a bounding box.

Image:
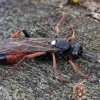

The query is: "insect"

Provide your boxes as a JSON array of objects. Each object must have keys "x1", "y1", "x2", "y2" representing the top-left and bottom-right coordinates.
[{"x1": 0, "y1": 12, "x2": 99, "y2": 82}]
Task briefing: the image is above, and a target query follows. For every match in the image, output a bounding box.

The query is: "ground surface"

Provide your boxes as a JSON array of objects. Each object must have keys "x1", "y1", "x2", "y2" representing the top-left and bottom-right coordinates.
[{"x1": 0, "y1": 0, "x2": 100, "y2": 100}]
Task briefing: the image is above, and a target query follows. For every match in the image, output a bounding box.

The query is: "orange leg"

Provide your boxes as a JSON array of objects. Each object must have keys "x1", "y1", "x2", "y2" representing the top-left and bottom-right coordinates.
[
  {"x1": 55, "y1": 12, "x2": 67, "y2": 38},
  {"x1": 11, "y1": 29, "x2": 24, "y2": 38},
  {"x1": 52, "y1": 53, "x2": 69, "y2": 82},
  {"x1": 0, "y1": 52, "x2": 46, "y2": 79},
  {"x1": 68, "y1": 27, "x2": 76, "y2": 42},
  {"x1": 68, "y1": 60, "x2": 90, "y2": 79},
  {"x1": 11, "y1": 29, "x2": 31, "y2": 38}
]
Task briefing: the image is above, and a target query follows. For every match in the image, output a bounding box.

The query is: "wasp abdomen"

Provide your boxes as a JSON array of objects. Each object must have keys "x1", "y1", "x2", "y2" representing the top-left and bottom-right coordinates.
[
  {"x1": 0, "y1": 55, "x2": 7, "y2": 64},
  {"x1": 0, "y1": 52, "x2": 28, "y2": 64}
]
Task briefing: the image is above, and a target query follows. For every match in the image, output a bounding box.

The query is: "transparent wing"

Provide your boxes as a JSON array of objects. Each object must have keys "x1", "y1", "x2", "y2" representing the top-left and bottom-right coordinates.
[{"x1": 0, "y1": 38, "x2": 58, "y2": 54}]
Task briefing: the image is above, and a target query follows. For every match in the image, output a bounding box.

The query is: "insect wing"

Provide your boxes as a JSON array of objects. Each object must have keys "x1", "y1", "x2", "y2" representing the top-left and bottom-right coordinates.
[{"x1": 0, "y1": 38, "x2": 58, "y2": 54}]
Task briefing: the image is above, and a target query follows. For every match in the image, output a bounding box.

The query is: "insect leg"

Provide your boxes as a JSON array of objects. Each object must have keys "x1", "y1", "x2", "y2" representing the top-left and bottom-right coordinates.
[
  {"x1": 0, "y1": 52, "x2": 46, "y2": 79},
  {"x1": 90, "y1": 78, "x2": 100, "y2": 83},
  {"x1": 11, "y1": 29, "x2": 31, "y2": 38},
  {"x1": 22, "y1": 30, "x2": 31, "y2": 38},
  {"x1": 68, "y1": 60, "x2": 90, "y2": 79},
  {"x1": 52, "y1": 53, "x2": 69, "y2": 82},
  {"x1": 55, "y1": 12, "x2": 67, "y2": 38},
  {"x1": 68, "y1": 27, "x2": 76, "y2": 42}
]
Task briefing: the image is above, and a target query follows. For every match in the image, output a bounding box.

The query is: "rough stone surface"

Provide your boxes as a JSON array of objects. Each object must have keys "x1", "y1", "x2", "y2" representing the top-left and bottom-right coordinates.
[{"x1": 0, "y1": 0, "x2": 100, "y2": 100}]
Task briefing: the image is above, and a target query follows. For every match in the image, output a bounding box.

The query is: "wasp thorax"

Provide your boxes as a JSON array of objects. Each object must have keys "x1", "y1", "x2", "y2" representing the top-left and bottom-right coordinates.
[{"x1": 54, "y1": 39, "x2": 71, "y2": 51}]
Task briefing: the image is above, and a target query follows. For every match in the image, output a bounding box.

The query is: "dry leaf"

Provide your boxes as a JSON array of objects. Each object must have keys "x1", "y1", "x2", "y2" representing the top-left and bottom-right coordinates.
[
  {"x1": 80, "y1": 0, "x2": 100, "y2": 20},
  {"x1": 72, "y1": 83, "x2": 87, "y2": 100}
]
